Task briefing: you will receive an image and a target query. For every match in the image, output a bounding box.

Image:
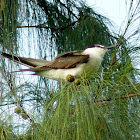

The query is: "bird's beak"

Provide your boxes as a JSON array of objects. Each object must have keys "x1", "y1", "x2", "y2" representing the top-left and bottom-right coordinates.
[{"x1": 105, "y1": 44, "x2": 117, "y2": 49}]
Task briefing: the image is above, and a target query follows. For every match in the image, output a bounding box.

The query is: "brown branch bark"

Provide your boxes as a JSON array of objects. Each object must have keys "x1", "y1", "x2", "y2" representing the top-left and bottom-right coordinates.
[
  {"x1": 16, "y1": 19, "x2": 79, "y2": 30},
  {"x1": 94, "y1": 93, "x2": 140, "y2": 103}
]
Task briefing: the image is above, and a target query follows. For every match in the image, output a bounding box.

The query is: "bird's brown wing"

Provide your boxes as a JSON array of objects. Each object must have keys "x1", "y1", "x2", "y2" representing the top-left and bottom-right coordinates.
[
  {"x1": 1, "y1": 53, "x2": 50, "y2": 67},
  {"x1": 51, "y1": 55, "x2": 89, "y2": 69},
  {"x1": 30, "y1": 51, "x2": 89, "y2": 71}
]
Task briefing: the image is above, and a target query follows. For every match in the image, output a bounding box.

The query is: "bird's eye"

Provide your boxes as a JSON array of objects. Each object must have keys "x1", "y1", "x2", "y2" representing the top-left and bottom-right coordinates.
[{"x1": 97, "y1": 46, "x2": 104, "y2": 48}]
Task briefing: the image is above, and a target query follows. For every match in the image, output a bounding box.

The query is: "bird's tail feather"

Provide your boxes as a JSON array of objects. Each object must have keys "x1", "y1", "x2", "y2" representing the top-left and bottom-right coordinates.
[
  {"x1": 1, "y1": 52, "x2": 50, "y2": 67},
  {"x1": 12, "y1": 69, "x2": 33, "y2": 72}
]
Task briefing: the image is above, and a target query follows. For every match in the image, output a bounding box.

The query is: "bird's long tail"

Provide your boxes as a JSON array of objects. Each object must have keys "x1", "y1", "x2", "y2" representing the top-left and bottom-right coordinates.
[{"x1": 1, "y1": 52, "x2": 50, "y2": 68}]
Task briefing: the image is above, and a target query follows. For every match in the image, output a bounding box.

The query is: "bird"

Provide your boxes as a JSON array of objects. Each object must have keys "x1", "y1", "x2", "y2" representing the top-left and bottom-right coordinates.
[{"x1": 1, "y1": 44, "x2": 116, "y2": 82}]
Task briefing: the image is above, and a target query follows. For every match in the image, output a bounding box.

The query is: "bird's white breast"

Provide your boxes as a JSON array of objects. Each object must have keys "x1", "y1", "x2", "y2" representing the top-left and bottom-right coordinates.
[{"x1": 37, "y1": 63, "x2": 87, "y2": 81}]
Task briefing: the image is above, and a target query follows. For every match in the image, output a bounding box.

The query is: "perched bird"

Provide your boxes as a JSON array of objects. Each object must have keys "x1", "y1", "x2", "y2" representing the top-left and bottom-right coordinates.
[{"x1": 1, "y1": 44, "x2": 116, "y2": 82}]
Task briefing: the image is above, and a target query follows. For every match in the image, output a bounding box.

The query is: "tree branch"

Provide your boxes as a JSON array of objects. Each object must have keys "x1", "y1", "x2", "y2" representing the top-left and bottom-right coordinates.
[
  {"x1": 94, "y1": 93, "x2": 140, "y2": 103},
  {"x1": 110, "y1": 0, "x2": 140, "y2": 65},
  {"x1": 16, "y1": 19, "x2": 79, "y2": 30},
  {"x1": 59, "y1": 1, "x2": 79, "y2": 19}
]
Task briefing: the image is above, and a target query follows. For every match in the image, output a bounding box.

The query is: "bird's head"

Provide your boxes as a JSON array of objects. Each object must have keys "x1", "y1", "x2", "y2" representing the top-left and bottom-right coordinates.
[{"x1": 83, "y1": 44, "x2": 116, "y2": 58}]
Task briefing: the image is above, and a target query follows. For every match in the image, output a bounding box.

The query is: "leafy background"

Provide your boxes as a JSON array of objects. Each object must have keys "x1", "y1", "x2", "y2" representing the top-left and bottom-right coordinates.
[{"x1": 0, "y1": 0, "x2": 139, "y2": 139}]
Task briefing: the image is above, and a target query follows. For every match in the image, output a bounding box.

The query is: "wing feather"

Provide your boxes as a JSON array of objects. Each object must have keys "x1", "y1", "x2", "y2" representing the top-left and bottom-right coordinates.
[{"x1": 30, "y1": 52, "x2": 89, "y2": 71}]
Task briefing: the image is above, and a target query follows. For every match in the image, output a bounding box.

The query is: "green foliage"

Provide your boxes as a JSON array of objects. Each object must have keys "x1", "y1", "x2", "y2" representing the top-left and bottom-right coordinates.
[
  {"x1": 0, "y1": 121, "x2": 15, "y2": 139},
  {"x1": 0, "y1": 0, "x2": 18, "y2": 52},
  {"x1": 0, "y1": 0, "x2": 139, "y2": 139},
  {"x1": 19, "y1": 76, "x2": 139, "y2": 139}
]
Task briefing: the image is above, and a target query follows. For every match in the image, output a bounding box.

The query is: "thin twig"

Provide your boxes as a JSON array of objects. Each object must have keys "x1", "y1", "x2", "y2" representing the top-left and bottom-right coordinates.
[
  {"x1": 0, "y1": 98, "x2": 44, "y2": 107},
  {"x1": 16, "y1": 19, "x2": 79, "y2": 30},
  {"x1": 59, "y1": 1, "x2": 79, "y2": 19},
  {"x1": 110, "y1": 0, "x2": 140, "y2": 65},
  {"x1": 0, "y1": 67, "x2": 34, "y2": 123},
  {"x1": 94, "y1": 93, "x2": 140, "y2": 103}
]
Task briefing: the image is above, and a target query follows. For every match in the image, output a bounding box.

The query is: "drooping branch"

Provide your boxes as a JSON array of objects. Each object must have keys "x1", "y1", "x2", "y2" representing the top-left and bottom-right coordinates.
[
  {"x1": 17, "y1": 19, "x2": 79, "y2": 30},
  {"x1": 110, "y1": 0, "x2": 140, "y2": 65},
  {"x1": 36, "y1": 0, "x2": 78, "y2": 19},
  {"x1": 59, "y1": 1, "x2": 79, "y2": 19},
  {"x1": 0, "y1": 67, "x2": 34, "y2": 123},
  {"x1": 94, "y1": 93, "x2": 140, "y2": 103}
]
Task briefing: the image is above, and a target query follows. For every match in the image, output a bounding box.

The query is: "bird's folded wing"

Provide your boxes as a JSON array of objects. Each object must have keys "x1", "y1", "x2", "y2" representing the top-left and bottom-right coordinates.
[{"x1": 30, "y1": 54, "x2": 89, "y2": 71}]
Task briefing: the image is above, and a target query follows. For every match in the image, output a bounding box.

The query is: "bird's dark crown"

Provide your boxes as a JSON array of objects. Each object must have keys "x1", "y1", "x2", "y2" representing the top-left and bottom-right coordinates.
[{"x1": 87, "y1": 44, "x2": 105, "y2": 49}]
